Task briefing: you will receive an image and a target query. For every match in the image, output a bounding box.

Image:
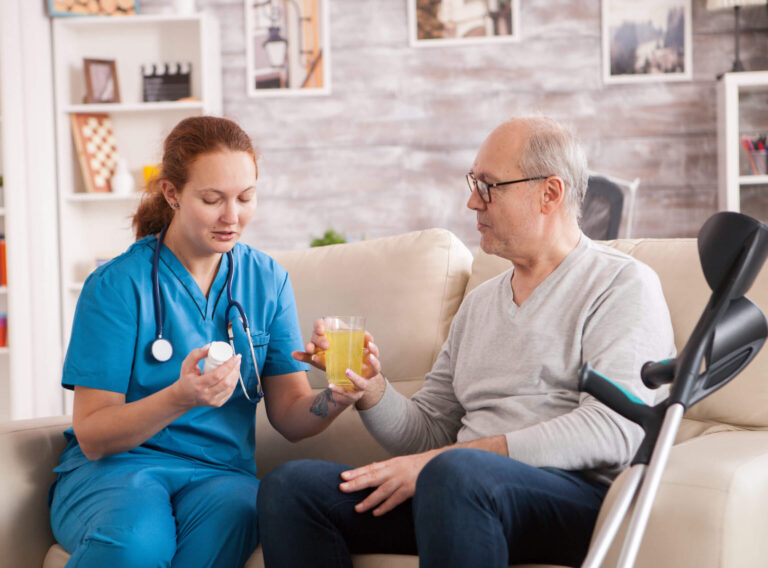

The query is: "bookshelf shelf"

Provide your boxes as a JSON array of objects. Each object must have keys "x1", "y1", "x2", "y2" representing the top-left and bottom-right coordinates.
[
  {"x1": 66, "y1": 192, "x2": 142, "y2": 202},
  {"x1": 738, "y1": 175, "x2": 768, "y2": 186},
  {"x1": 63, "y1": 101, "x2": 205, "y2": 114}
]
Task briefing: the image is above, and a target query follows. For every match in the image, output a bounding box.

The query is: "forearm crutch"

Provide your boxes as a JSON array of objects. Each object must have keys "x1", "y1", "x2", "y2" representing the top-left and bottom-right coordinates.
[{"x1": 580, "y1": 211, "x2": 768, "y2": 568}]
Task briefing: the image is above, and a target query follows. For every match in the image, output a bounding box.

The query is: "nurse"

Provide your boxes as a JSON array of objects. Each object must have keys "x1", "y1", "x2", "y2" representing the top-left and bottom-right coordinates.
[{"x1": 49, "y1": 116, "x2": 374, "y2": 567}]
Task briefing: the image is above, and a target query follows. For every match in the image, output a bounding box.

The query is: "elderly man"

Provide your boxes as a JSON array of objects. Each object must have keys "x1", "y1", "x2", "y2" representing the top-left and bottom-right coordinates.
[{"x1": 257, "y1": 117, "x2": 675, "y2": 567}]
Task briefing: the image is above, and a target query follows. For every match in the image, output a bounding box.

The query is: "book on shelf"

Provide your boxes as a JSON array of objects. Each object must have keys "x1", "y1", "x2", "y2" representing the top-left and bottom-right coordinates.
[{"x1": 0, "y1": 236, "x2": 6, "y2": 287}]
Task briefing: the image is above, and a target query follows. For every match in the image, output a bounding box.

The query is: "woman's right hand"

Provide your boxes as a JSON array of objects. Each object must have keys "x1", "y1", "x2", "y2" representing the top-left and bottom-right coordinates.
[{"x1": 172, "y1": 345, "x2": 242, "y2": 409}]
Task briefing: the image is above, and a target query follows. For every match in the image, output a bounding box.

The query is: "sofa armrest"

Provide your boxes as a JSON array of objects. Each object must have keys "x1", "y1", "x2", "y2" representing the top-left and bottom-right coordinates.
[
  {"x1": 0, "y1": 416, "x2": 71, "y2": 568},
  {"x1": 595, "y1": 430, "x2": 768, "y2": 568}
]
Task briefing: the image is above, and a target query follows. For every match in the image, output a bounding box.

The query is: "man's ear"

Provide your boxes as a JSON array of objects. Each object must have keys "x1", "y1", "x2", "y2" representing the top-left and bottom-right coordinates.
[{"x1": 540, "y1": 176, "x2": 566, "y2": 214}]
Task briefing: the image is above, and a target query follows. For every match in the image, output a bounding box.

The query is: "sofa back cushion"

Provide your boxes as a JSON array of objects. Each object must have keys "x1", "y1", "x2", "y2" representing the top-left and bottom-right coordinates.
[
  {"x1": 466, "y1": 238, "x2": 768, "y2": 429},
  {"x1": 254, "y1": 229, "x2": 473, "y2": 475}
]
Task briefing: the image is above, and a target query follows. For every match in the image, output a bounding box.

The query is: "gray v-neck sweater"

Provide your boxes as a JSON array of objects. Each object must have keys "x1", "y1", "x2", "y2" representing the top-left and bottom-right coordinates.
[{"x1": 360, "y1": 236, "x2": 675, "y2": 483}]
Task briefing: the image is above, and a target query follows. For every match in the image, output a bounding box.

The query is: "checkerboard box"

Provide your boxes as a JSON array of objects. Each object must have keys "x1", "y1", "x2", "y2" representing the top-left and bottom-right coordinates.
[{"x1": 142, "y1": 62, "x2": 192, "y2": 103}]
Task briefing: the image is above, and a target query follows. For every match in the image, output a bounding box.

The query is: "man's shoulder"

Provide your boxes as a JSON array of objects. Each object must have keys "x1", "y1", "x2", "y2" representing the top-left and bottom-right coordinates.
[{"x1": 583, "y1": 239, "x2": 657, "y2": 282}]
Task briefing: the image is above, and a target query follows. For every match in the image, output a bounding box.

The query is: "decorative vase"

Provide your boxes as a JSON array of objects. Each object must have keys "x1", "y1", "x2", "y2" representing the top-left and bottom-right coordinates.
[{"x1": 111, "y1": 158, "x2": 134, "y2": 195}]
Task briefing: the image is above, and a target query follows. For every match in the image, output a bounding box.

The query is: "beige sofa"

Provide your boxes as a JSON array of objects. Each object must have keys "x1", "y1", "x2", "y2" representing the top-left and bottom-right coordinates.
[{"x1": 2, "y1": 228, "x2": 768, "y2": 568}]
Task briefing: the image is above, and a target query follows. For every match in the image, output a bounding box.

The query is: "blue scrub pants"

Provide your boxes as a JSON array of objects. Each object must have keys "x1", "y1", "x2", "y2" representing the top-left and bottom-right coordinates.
[
  {"x1": 258, "y1": 449, "x2": 608, "y2": 568},
  {"x1": 49, "y1": 454, "x2": 260, "y2": 568}
]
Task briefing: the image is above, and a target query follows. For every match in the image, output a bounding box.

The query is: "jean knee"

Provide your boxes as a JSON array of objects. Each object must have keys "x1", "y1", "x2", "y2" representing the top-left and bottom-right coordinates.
[
  {"x1": 418, "y1": 449, "x2": 478, "y2": 488},
  {"x1": 260, "y1": 460, "x2": 323, "y2": 513}
]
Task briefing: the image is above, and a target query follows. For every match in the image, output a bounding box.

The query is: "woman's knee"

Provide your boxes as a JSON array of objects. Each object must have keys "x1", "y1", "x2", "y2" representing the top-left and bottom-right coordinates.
[{"x1": 75, "y1": 520, "x2": 176, "y2": 567}]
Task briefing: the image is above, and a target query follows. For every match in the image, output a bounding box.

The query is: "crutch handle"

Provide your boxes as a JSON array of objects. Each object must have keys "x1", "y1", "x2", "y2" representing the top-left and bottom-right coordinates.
[
  {"x1": 579, "y1": 363, "x2": 652, "y2": 426},
  {"x1": 640, "y1": 358, "x2": 677, "y2": 389}
]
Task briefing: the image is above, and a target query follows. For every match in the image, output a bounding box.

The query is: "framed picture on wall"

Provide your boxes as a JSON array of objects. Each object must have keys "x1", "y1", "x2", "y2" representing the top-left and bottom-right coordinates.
[
  {"x1": 244, "y1": 0, "x2": 331, "y2": 97},
  {"x1": 602, "y1": 0, "x2": 692, "y2": 84},
  {"x1": 408, "y1": 0, "x2": 520, "y2": 47}
]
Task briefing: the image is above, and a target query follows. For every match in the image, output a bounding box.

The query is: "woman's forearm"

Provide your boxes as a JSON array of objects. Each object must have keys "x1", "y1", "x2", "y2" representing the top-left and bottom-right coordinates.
[
  {"x1": 269, "y1": 388, "x2": 350, "y2": 442},
  {"x1": 74, "y1": 385, "x2": 190, "y2": 460}
]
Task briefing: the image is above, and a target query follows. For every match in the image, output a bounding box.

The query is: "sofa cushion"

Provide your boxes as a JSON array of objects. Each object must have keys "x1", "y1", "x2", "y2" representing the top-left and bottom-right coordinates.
[
  {"x1": 271, "y1": 228, "x2": 473, "y2": 389},
  {"x1": 594, "y1": 430, "x2": 768, "y2": 568},
  {"x1": 0, "y1": 416, "x2": 71, "y2": 568},
  {"x1": 466, "y1": 239, "x2": 768, "y2": 429}
]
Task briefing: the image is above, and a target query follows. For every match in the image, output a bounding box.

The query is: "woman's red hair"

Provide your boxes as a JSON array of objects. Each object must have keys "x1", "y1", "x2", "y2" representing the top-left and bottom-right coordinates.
[{"x1": 132, "y1": 116, "x2": 258, "y2": 239}]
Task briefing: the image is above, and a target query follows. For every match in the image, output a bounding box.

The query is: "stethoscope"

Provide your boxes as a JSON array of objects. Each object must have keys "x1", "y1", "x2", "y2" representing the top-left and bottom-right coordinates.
[{"x1": 150, "y1": 225, "x2": 263, "y2": 402}]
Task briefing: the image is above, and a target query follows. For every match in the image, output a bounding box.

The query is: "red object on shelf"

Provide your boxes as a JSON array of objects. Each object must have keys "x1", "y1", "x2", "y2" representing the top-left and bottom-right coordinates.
[
  {"x1": 0, "y1": 314, "x2": 7, "y2": 347},
  {"x1": 0, "y1": 238, "x2": 6, "y2": 286}
]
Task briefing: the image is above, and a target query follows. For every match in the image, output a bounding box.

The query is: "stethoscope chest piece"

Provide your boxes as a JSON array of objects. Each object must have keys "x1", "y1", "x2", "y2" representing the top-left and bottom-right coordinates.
[{"x1": 152, "y1": 337, "x2": 173, "y2": 362}]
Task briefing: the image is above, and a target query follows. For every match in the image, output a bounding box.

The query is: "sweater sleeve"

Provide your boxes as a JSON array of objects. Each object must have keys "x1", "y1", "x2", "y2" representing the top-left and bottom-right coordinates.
[
  {"x1": 359, "y1": 332, "x2": 465, "y2": 455},
  {"x1": 503, "y1": 262, "x2": 675, "y2": 478}
]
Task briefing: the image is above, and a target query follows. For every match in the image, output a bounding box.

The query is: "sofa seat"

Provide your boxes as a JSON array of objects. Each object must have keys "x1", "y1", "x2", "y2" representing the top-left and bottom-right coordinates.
[{"x1": 43, "y1": 542, "x2": 564, "y2": 568}]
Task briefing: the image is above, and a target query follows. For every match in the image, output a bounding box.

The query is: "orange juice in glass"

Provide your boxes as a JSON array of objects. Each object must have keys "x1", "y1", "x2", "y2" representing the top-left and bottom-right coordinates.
[{"x1": 324, "y1": 316, "x2": 365, "y2": 389}]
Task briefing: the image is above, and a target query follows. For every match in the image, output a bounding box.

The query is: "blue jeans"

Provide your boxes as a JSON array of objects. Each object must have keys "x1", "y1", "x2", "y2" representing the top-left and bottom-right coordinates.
[
  {"x1": 258, "y1": 449, "x2": 608, "y2": 568},
  {"x1": 50, "y1": 454, "x2": 261, "y2": 568}
]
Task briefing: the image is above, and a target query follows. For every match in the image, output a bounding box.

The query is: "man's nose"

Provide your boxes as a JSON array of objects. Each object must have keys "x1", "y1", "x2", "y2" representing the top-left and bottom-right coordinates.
[{"x1": 467, "y1": 186, "x2": 485, "y2": 211}]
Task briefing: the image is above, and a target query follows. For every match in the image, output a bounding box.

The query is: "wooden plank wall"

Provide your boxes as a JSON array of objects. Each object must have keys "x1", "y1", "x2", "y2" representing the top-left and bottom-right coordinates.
[{"x1": 142, "y1": 0, "x2": 768, "y2": 250}]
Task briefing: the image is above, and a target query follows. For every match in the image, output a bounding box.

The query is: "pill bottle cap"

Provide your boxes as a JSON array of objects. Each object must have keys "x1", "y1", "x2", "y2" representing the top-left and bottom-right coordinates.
[{"x1": 208, "y1": 341, "x2": 234, "y2": 365}]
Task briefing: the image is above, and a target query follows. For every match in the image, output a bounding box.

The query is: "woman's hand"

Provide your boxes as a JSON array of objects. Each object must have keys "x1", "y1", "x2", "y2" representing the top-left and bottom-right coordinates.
[{"x1": 172, "y1": 345, "x2": 242, "y2": 409}]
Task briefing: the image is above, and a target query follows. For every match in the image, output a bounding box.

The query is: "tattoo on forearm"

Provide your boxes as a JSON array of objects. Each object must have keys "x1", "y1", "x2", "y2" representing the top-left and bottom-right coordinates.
[{"x1": 310, "y1": 389, "x2": 337, "y2": 418}]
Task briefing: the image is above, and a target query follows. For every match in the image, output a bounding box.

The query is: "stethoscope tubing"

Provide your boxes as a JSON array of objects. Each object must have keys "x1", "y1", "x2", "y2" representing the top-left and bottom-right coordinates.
[{"x1": 152, "y1": 225, "x2": 263, "y2": 402}]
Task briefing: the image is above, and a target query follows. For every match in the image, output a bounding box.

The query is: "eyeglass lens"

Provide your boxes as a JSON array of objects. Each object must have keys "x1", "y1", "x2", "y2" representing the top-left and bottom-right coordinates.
[{"x1": 466, "y1": 173, "x2": 490, "y2": 202}]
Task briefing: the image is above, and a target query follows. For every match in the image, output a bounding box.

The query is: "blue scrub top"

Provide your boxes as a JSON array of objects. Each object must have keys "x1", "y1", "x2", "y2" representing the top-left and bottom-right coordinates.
[{"x1": 55, "y1": 235, "x2": 310, "y2": 476}]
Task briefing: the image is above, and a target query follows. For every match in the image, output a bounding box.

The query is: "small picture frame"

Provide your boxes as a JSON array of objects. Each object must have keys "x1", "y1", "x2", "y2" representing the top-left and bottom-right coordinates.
[
  {"x1": 47, "y1": 0, "x2": 139, "y2": 17},
  {"x1": 602, "y1": 0, "x2": 692, "y2": 84},
  {"x1": 84, "y1": 58, "x2": 120, "y2": 104},
  {"x1": 407, "y1": 0, "x2": 520, "y2": 47}
]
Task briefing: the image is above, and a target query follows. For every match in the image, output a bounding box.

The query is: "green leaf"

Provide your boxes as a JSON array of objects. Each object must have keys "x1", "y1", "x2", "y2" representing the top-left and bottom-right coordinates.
[{"x1": 310, "y1": 229, "x2": 347, "y2": 247}]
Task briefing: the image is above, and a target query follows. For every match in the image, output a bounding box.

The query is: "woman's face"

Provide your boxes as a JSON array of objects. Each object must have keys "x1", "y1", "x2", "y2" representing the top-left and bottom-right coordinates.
[{"x1": 168, "y1": 150, "x2": 258, "y2": 257}]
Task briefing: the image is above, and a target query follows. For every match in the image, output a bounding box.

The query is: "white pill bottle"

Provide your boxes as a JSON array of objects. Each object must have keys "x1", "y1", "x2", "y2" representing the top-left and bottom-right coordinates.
[{"x1": 203, "y1": 341, "x2": 234, "y2": 373}]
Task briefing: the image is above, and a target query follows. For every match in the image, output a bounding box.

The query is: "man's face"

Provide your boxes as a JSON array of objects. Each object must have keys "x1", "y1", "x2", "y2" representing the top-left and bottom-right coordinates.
[{"x1": 467, "y1": 124, "x2": 543, "y2": 259}]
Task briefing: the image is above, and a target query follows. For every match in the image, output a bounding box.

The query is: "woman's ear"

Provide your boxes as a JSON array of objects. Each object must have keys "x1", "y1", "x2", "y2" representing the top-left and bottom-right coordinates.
[{"x1": 160, "y1": 180, "x2": 178, "y2": 208}]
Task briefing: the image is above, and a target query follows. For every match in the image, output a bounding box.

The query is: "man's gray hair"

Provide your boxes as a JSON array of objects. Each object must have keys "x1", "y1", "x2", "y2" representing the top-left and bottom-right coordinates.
[{"x1": 514, "y1": 117, "x2": 589, "y2": 220}]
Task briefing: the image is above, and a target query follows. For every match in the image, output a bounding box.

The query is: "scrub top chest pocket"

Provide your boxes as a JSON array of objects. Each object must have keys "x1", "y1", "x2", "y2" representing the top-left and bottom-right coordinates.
[{"x1": 230, "y1": 328, "x2": 270, "y2": 401}]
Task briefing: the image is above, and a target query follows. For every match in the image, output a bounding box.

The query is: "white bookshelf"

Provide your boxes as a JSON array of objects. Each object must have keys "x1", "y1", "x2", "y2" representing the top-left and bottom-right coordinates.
[
  {"x1": 52, "y1": 12, "x2": 222, "y2": 362},
  {"x1": 716, "y1": 71, "x2": 768, "y2": 222}
]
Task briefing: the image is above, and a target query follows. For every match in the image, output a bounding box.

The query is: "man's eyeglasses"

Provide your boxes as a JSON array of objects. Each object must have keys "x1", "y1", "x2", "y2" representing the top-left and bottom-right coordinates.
[{"x1": 466, "y1": 172, "x2": 549, "y2": 203}]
